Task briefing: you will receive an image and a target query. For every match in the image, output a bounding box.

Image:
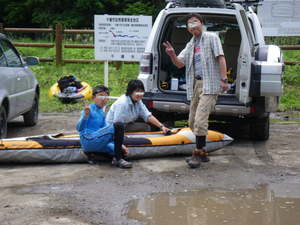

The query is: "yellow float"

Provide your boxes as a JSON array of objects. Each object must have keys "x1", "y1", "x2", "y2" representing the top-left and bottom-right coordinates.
[{"x1": 49, "y1": 79, "x2": 92, "y2": 103}]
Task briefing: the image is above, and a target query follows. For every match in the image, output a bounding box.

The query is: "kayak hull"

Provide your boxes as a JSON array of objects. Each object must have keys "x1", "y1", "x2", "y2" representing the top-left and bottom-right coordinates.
[{"x1": 0, "y1": 128, "x2": 233, "y2": 163}]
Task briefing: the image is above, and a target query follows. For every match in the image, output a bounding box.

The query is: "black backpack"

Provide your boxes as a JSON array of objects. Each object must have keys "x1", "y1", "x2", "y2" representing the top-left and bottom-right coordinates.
[{"x1": 57, "y1": 75, "x2": 83, "y2": 92}]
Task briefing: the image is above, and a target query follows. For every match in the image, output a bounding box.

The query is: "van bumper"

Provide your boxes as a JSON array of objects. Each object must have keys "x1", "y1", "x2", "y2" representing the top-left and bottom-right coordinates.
[{"x1": 151, "y1": 101, "x2": 250, "y2": 116}]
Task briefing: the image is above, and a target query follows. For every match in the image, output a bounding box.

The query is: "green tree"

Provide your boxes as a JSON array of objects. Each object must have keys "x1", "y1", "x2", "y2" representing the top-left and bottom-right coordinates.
[
  {"x1": 1, "y1": 0, "x2": 166, "y2": 28},
  {"x1": 123, "y1": 1, "x2": 156, "y2": 16}
]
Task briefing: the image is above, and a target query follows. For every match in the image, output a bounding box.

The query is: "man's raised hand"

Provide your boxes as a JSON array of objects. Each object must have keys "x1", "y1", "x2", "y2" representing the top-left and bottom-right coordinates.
[{"x1": 163, "y1": 41, "x2": 176, "y2": 57}]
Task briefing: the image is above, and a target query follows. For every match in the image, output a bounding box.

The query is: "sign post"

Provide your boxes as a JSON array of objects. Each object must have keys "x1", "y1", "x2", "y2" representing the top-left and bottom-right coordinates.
[
  {"x1": 94, "y1": 15, "x2": 152, "y2": 87},
  {"x1": 104, "y1": 60, "x2": 109, "y2": 87}
]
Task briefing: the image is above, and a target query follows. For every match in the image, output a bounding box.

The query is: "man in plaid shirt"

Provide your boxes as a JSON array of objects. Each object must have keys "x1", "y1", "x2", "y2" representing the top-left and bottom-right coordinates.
[{"x1": 163, "y1": 13, "x2": 229, "y2": 168}]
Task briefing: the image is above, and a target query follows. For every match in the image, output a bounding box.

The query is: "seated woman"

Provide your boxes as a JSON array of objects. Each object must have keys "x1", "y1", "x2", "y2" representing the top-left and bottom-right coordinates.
[
  {"x1": 106, "y1": 79, "x2": 170, "y2": 133},
  {"x1": 76, "y1": 85, "x2": 132, "y2": 168}
]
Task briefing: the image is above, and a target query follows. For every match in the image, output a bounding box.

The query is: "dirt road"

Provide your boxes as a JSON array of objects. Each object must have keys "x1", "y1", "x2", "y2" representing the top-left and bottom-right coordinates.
[{"x1": 1, "y1": 112, "x2": 300, "y2": 225}]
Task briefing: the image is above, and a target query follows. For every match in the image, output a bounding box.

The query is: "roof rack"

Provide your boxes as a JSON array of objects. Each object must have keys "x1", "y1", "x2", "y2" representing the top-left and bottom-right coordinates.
[
  {"x1": 165, "y1": 0, "x2": 226, "y2": 8},
  {"x1": 225, "y1": 0, "x2": 263, "y2": 8},
  {"x1": 165, "y1": 0, "x2": 263, "y2": 9}
]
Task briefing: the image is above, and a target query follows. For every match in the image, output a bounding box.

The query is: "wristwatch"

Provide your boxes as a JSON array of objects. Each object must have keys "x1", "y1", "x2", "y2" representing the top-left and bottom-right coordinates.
[{"x1": 221, "y1": 78, "x2": 228, "y2": 83}]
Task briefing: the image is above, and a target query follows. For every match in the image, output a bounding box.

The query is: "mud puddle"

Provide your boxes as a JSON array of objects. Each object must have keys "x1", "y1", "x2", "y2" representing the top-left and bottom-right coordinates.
[{"x1": 127, "y1": 184, "x2": 300, "y2": 225}]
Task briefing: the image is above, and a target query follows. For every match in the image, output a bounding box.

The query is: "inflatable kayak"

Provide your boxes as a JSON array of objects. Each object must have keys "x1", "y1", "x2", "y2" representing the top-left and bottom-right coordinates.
[
  {"x1": 0, "y1": 128, "x2": 233, "y2": 163},
  {"x1": 49, "y1": 80, "x2": 92, "y2": 103}
]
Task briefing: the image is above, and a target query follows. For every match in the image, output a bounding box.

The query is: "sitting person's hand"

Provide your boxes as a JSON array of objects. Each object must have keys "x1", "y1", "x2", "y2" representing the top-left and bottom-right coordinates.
[
  {"x1": 161, "y1": 125, "x2": 171, "y2": 134},
  {"x1": 83, "y1": 100, "x2": 90, "y2": 118}
]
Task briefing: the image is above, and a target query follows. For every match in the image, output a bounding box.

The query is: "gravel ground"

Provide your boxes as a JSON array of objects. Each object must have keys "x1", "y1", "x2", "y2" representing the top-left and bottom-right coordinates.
[{"x1": 1, "y1": 112, "x2": 300, "y2": 225}]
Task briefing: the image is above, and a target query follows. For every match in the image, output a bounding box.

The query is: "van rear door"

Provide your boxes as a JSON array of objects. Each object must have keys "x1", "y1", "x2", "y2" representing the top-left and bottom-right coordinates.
[{"x1": 233, "y1": 3, "x2": 256, "y2": 105}]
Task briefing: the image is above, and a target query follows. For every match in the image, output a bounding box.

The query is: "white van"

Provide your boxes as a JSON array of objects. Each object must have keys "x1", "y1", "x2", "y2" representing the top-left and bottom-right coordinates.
[{"x1": 138, "y1": 0, "x2": 284, "y2": 140}]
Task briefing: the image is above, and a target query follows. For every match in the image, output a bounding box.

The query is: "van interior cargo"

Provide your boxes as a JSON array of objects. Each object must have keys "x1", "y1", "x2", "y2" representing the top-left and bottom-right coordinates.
[{"x1": 159, "y1": 14, "x2": 241, "y2": 95}]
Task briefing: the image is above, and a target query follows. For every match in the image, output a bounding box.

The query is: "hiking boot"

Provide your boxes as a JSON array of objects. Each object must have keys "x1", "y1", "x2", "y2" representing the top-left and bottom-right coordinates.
[
  {"x1": 185, "y1": 157, "x2": 191, "y2": 163},
  {"x1": 186, "y1": 153, "x2": 210, "y2": 163},
  {"x1": 200, "y1": 154, "x2": 210, "y2": 162},
  {"x1": 116, "y1": 159, "x2": 133, "y2": 169},
  {"x1": 187, "y1": 154, "x2": 201, "y2": 169}
]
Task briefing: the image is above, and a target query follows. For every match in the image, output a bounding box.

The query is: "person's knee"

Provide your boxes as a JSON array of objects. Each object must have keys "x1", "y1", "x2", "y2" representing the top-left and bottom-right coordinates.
[{"x1": 114, "y1": 122, "x2": 125, "y2": 131}]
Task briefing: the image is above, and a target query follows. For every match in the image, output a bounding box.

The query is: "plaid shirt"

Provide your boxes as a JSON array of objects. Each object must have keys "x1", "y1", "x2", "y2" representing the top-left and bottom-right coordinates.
[{"x1": 178, "y1": 32, "x2": 224, "y2": 100}]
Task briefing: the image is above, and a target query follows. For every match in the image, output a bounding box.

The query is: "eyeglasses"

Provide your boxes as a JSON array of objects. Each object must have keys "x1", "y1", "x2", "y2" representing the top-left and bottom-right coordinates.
[
  {"x1": 134, "y1": 92, "x2": 145, "y2": 96},
  {"x1": 95, "y1": 95, "x2": 109, "y2": 99},
  {"x1": 187, "y1": 22, "x2": 200, "y2": 28}
]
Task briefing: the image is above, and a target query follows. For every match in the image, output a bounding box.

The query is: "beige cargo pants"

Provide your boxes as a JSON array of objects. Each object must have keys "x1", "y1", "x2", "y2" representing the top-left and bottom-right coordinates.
[{"x1": 188, "y1": 80, "x2": 218, "y2": 136}]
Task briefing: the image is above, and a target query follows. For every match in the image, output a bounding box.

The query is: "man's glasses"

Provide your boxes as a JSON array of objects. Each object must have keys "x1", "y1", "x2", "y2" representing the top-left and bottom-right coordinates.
[
  {"x1": 134, "y1": 92, "x2": 145, "y2": 96},
  {"x1": 187, "y1": 22, "x2": 200, "y2": 28},
  {"x1": 95, "y1": 95, "x2": 109, "y2": 99}
]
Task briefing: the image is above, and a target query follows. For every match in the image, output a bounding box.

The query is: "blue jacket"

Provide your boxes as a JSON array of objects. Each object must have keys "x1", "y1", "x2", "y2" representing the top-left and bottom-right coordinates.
[{"x1": 76, "y1": 103, "x2": 115, "y2": 155}]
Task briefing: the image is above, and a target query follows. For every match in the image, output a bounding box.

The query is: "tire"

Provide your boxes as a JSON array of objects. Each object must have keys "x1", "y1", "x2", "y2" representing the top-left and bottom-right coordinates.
[
  {"x1": 23, "y1": 95, "x2": 39, "y2": 126},
  {"x1": 0, "y1": 106, "x2": 7, "y2": 138},
  {"x1": 250, "y1": 116, "x2": 270, "y2": 141}
]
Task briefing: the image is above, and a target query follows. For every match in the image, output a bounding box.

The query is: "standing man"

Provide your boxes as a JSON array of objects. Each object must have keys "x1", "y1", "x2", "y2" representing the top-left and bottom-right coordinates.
[{"x1": 163, "y1": 13, "x2": 229, "y2": 168}]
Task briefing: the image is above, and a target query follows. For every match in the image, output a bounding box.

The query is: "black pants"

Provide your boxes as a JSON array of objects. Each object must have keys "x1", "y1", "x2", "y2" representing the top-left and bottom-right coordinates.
[
  {"x1": 196, "y1": 135, "x2": 206, "y2": 149},
  {"x1": 85, "y1": 122, "x2": 125, "y2": 161},
  {"x1": 113, "y1": 122, "x2": 125, "y2": 161}
]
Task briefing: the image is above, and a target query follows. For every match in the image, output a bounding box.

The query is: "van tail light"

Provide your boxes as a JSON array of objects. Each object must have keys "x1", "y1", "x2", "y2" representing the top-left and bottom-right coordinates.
[
  {"x1": 140, "y1": 53, "x2": 153, "y2": 74},
  {"x1": 250, "y1": 106, "x2": 257, "y2": 113},
  {"x1": 146, "y1": 100, "x2": 154, "y2": 109}
]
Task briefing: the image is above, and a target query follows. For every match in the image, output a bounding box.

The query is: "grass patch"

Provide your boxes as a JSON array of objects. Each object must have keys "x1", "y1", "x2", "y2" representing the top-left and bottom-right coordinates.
[
  {"x1": 13, "y1": 38, "x2": 139, "y2": 112},
  {"x1": 12, "y1": 38, "x2": 300, "y2": 113},
  {"x1": 31, "y1": 62, "x2": 139, "y2": 112},
  {"x1": 270, "y1": 118, "x2": 300, "y2": 124},
  {"x1": 279, "y1": 85, "x2": 300, "y2": 111}
]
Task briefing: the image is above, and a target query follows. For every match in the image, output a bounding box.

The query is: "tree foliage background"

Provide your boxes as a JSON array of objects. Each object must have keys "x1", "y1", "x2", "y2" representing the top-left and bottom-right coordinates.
[{"x1": 0, "y1": 0, "x2": 165, "y2": 28}]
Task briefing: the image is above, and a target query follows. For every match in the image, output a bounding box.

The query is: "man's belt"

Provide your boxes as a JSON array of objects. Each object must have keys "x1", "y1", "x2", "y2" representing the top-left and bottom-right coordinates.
[{"x1": 195, "y1": 76, "x2": 203, "y2": 80}]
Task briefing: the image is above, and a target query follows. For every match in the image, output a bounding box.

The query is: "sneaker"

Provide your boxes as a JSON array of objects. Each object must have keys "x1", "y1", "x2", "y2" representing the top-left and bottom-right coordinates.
[
  {"x1": 187, "y1": 154, "x2": 201, "y2": 169},
  {"x1": 111, "y1": 158, "x2": 118, "y2": 166},
  {"x1": 116, "y1": 159, "x2": 133, "y2": 169},
  {"x1": 86, "y1": 153, "x2": 100, "y2": 165}
]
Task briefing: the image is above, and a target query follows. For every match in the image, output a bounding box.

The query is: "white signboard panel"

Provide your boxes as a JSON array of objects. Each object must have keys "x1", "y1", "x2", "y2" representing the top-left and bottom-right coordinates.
[
  {"x1": 257, "y1": 0, "x2": 300, "y2": 36},
  {"x1": 94, "y1": 15, "x2": 152, "y2": 61}
]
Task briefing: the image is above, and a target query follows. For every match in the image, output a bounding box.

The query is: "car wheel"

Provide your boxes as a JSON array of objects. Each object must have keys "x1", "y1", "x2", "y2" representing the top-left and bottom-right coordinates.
[
  {"x1": 250, "y1": 116, "x2": 270, "y2": 141},
  {"x1": 0, "y1": 106, "x2": 7, "y2": 138},
  {"x1": 23, "y1": 95, "x2": 39, "y2": 126}
]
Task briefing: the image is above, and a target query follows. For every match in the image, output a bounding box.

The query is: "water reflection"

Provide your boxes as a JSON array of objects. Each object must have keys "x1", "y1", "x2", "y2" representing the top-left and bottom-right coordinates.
[{"x1": 127, "y1": 184, "x2": 300, "y2": 225}]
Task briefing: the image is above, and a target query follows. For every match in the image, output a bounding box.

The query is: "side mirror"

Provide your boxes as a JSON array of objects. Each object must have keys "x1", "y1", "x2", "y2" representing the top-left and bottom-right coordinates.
[{"x1": 24, "y1": 56, "x2": 40, "y2": 66}]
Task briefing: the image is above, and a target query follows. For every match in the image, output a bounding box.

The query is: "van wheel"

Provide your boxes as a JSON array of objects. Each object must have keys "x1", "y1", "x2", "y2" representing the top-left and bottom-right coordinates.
[
  {"x1": 250, "y1": 116, "x2": 270, "y2": 141},
  {"x1": 23, "y1": 95, "x2": 39, "y2": 126},
  {"x1": 0, "y1": 106, "x2": 7, "y2": 138}
]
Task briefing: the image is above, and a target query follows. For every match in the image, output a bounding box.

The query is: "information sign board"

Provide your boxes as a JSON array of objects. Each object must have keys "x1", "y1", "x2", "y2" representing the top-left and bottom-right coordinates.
[{"x1": 94, "y1": 15, "x2": 152, "y2": 61}]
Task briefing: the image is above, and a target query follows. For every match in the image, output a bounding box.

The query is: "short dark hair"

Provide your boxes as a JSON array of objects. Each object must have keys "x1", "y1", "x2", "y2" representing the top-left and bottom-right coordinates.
[
  {"x1": 186, "y1": 13, "x2": 204, "y2": 26},
  {"x1": 92, "y1": 85, "x2": 110, "y2": 96},
  {"x1": 126, "y1": 79, "x2": 145, "y2": 96}
]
